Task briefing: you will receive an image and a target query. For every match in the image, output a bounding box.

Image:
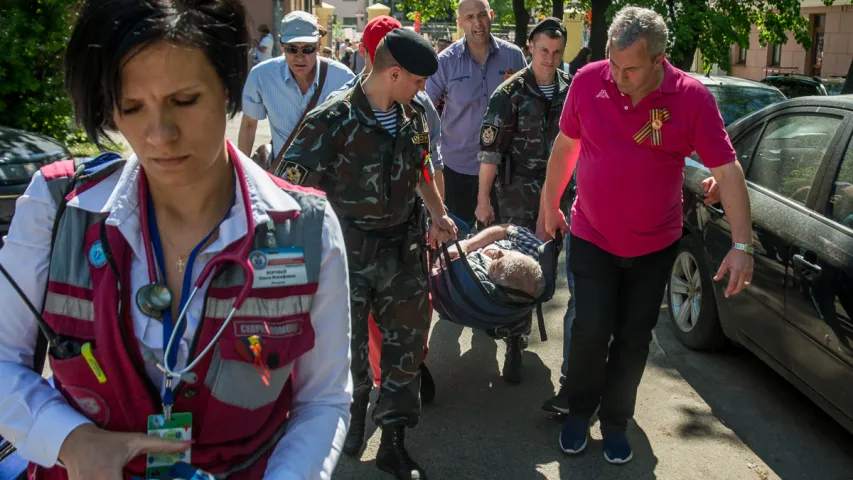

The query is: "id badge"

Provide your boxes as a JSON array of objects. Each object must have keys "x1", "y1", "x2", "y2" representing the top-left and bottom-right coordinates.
[
  {"x1": 249, "y1": 247, "x2": 308, "y2": 288},
  {"x1": 146, "y1": 412, "x2": 192, "y2": 479}
]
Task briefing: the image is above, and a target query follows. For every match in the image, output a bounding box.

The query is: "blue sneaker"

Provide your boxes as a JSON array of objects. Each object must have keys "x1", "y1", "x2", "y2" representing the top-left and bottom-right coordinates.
[
  {"x1": 559, "y1": 417, "x2": 589, "y2": 454},
  {"x1": 602, "y1": 429, "x2": 633, "y2": 464}
]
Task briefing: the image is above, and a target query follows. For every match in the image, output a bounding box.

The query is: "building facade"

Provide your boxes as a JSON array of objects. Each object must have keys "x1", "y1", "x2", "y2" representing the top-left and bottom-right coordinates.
[
  {"x1": 729, "y1": 1, "x2": 853, "y2": 81},
  {"x1": 325, "y1": 0, "x2": 370, "y2": 32}
]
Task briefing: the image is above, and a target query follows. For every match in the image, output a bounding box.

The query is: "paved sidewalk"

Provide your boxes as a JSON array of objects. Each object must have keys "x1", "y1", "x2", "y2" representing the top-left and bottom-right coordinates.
[{"x1": 225, "y1": 113, "x2": 270, "y2": 155}]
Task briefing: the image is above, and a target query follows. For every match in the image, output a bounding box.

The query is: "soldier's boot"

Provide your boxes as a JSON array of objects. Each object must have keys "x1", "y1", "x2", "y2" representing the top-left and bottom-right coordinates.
[
  {"x1": 376, "y1": 426, "x2": 426, "y2": 479},
  {"x1": 502, "y1": 335, "x2": 524, "y2": 384},
  {"x1": 342, "y1": 390, "x2": 370, "y2": 457}
]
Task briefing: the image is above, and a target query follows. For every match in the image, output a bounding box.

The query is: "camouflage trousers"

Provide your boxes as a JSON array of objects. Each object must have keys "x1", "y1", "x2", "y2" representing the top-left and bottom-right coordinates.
[
  {"x1": 496, "y1": 174, "x2": 572, "y2": 231},
  {"x1": 348, "y1": 235, "x2": 430, "y2": 428}
]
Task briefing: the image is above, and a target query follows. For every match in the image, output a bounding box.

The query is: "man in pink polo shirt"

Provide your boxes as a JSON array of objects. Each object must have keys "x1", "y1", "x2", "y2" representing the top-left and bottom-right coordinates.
[{"x1": 541, "y1": 6, "x2": 754, "y2": 464}]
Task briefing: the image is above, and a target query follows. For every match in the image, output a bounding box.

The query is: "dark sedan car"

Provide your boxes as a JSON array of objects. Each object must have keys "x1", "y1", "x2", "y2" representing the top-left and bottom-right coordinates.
[
  {"x1": 687, "y1": 73, "x2": 787, "y2": 126},
  {"x1": 671, "y1": 95, "x2": 853, "y2": 434},
  {"x1": 0, "y1": 127, "x2": 69, "y2": 235},
  {"x1": 760, "y1": 74, "x2": 847, "y2": 98}
]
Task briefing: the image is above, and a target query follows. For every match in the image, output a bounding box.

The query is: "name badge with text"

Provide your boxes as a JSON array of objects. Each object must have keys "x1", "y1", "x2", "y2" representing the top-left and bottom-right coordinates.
[
  {"x1": 249, "y1": 247, "x2": 308, "y2": 288},
  {"x1": 146, "y1": 412, "x2": 192, "y2": 479}
]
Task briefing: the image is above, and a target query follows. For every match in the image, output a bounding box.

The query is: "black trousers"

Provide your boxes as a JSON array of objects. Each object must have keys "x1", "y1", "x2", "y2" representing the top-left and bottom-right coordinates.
[
  {"x1": 443, "y1": 166, "x2": 500, "y2": 230},
  {"x1": 558, "y1": 234, "x2": 678, "y2": 431}
]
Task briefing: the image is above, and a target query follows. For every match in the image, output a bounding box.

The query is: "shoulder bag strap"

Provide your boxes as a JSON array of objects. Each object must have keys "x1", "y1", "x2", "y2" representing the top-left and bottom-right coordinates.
[{"x1": 270, "y1": 58, "x2": 330, "y2": 174}]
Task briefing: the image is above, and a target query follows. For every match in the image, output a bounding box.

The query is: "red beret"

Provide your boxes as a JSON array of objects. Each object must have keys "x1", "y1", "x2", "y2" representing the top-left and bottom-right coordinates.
[{"x1": 361, "y1": 16, "x2": 402, "y2": 63}]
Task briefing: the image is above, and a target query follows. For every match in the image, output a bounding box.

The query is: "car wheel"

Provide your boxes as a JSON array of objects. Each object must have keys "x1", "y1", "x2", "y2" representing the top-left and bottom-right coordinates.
[{"x1": 667, "y1": 235, "x2": 727, "y2": 350}]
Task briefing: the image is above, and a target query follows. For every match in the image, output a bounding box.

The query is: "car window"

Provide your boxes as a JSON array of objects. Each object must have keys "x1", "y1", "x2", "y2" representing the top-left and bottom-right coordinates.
[
  {"x1": 732, "y1": 126, "x2": 763, "y2": 168},
  {"x1": 821, "y1": 79, "x2": 845, "y2": 96},
  {"x1": 747, "y1": 114, "x2": 842, "y2": 204},
  {"x1": 828, "y1": 137, "x2": 853, "y2": 228},
  {"x1": 773, "y1": 82, "x2": 822, "y2": 98},
  {"x1": 717, "y1": 86, "x2": 787, "y2": 126},
  {"x1": 705, "y1": 85, "x2": 722, "y2": 105}
]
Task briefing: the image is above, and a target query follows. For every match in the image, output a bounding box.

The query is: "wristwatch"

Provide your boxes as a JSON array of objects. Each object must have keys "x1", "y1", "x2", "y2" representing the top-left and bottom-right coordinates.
[{"x1": 732, "y1": 242, "x2": 754, "y2": 256}]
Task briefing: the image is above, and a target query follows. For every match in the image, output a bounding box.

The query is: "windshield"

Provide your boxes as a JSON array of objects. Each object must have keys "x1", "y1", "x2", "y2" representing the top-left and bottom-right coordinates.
[
  {"x1": 716, "y1": 86, "x2": 787, "y2": 126},
  {"x1": 821, "y1": 78, "x2": 845, "y2": 95},
  {"x1": 771, "y1": 82, "x2": 823, "y2": 98}
]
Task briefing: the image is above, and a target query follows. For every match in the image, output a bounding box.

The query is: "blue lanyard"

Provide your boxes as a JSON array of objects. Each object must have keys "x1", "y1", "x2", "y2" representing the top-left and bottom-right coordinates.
[{"x1": 145, "y1": 191, "x2": 234, "y2": 378}]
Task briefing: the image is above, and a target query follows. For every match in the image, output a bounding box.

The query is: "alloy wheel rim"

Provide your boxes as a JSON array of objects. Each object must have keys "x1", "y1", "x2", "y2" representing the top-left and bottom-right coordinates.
[{"x1": 670, "y1": 251, "x2": 702, "y2": 333}]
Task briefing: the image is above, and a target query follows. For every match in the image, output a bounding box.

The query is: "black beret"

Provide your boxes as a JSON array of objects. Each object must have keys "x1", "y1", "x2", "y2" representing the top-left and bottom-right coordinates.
[
  {"x1": 528, "y1": 17, "x2": 567, "y2": 42},
  {"x1": 385, "y1": 28, "x2": 438, "y2": 77}
]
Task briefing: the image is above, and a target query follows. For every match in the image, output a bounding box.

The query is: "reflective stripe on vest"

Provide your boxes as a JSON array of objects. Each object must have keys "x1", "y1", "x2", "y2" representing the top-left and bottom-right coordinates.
[{"x1": 37, "y1": 168, "x2": 328, "y2": 479}]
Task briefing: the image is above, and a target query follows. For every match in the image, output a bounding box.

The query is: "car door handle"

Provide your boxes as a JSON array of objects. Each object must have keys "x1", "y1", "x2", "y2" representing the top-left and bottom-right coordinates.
[
  {"x1": 706, "y1": 204, "x2": 725, "y2": 217},
  {"x1": 793, "y1": 254, "x2": 821, "y2": 273}
]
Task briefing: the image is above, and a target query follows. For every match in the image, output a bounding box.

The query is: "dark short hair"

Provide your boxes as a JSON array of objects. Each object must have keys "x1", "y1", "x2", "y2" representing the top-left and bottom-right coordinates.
[
  {"x1": 532, "y1": 28, "x2": 566, "y2": 44},
  {"x1": 372, "y1": 41, "x2": 400, "y2": 73},
  {"x1": 64, "y1": 0, "x2": 250, "y2": 146}
]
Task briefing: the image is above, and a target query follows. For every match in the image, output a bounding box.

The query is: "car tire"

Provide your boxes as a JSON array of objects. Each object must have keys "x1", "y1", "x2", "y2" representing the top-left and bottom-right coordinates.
[{"x1": 666, "y1": 235, "x2": 727, "y2": 350}]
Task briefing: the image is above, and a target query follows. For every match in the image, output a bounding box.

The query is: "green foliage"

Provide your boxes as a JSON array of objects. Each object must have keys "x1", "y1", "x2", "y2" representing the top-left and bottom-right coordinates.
[
  {"x1": 606, "y1": 0, "x2": 849, "y2": 72},
  {"x1": 394, "y1": 0, "x2": 542, "y2": 26},
  {"x1": 330, "y1": 19, "x2": 344, "y2": 41},
  {"x1": 67, "y1": 139, "x2": 128, "y2": 158},
  {"x1": 0, "y1": 0, "x2": 79, "y2": 143},
  {"x1": 396, "y1": 0, "x2": 458, "y2": 22}
]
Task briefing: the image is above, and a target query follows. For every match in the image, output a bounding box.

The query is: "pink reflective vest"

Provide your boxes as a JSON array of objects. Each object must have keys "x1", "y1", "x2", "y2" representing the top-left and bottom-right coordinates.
[{"x1": 28, "y1": 158, "x2": 327, "y2": 479}]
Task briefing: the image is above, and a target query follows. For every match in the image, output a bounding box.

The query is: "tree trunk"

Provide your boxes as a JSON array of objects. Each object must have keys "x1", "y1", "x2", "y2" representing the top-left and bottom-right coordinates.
[
  {"x1": 672, "y1": 43, "x2": 697, "y2": 71},
  {"x1": 513, "y1": 0, "x2": 529, "y2": 48},
  {"x1": 552, "y1": 0, "x2": 564, "y2": 20},
  {"x1": 842, "y1": 55, "x2": 853, "y2": 94},
  {"x1": 589, "y1": 0, "x2": 611, "y2": 61}
]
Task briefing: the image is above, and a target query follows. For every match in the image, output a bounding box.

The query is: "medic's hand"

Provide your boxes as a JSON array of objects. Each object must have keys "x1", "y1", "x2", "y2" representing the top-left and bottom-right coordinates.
[
  {"x1": 544, "y1": 206, "x2": 569, "y2": 239},
  {"x1": 59, "y1": 424, "x2": 191, "y2": 480}
]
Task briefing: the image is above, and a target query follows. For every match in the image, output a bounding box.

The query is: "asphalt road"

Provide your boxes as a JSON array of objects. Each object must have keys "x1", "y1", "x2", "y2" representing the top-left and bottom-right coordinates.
[{"x1": 333, "y1": 247, "x2": 853, "y2": 480}]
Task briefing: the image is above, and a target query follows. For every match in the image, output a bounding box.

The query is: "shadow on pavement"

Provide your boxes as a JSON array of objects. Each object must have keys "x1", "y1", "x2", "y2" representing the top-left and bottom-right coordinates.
[
  {"x1": 650, "y1": 310, "x2": 853, "y2": 480},
  {"x1": 337, "y1": 314, "x2": 662, "y2": 479}
]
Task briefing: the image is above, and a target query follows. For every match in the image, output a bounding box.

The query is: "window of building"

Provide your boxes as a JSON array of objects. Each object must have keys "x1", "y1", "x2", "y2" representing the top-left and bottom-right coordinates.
[
  {"x1": 771, "y1": 44, "x2": 782, "y2": 67},
  {"x1": 810, "y1": 15, "x2": 826, "y2": 76},
  {"x1": 343, "y1": 17, "x2": 358, "y2": 26},
  {"x1": 738, "y1": 46, "x2": 748, "y2": 64}
]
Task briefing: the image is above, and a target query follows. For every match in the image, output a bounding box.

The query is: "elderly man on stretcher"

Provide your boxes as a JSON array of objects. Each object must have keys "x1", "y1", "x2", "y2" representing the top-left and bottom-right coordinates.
[
  {"x1": 438, "y1": 224, "x2": 547, "y2": 302},
  {"x1": 366, "y1": 222, "x2": 559, "y2": 409}
]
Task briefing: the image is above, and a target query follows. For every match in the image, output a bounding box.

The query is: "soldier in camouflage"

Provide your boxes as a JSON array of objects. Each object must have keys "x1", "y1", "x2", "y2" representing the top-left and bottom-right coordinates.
[
  {"x1": 475, "y1": 17, "x2": 573, "y2": 384},
  {"x1": 276, "y1": 29, "x2": 456, "y2": 480}
]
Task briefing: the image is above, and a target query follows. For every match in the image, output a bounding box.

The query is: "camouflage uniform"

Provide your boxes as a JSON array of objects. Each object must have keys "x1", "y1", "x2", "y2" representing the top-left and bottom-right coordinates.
[
  {"x1": 478, "y1": 66, "x2": 573, "y2": 231},
  {"x1": 277, "y1": 79, "x2": 433, "y2": 428}
]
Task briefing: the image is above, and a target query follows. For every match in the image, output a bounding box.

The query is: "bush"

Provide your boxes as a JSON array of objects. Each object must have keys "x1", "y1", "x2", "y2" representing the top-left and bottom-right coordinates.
[{"x1": 0, "y1": 0, "x2": 79, "y2": 142}]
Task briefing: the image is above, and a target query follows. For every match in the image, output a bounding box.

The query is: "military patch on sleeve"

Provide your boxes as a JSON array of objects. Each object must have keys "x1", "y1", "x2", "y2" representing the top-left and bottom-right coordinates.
[
  {"x1": 481, "y1": 124, "x2": 498, "y2": 146},
  {"x1": 282, "y1": 161, "x2": 309, "y2": 185},
  {"x1": 411, "y1": 133, "x2": 429, "y2": 145}
]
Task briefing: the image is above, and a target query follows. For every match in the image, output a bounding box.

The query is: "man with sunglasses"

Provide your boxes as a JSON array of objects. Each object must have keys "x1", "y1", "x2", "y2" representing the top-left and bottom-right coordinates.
[{"x1": 239, "y1": 11, "x2": 354, "y2": 172}]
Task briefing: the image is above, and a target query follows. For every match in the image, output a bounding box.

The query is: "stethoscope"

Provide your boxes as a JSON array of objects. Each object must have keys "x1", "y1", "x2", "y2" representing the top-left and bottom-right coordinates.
[{"x1": 136, "y1": 142, "x2": 257, "y2": 419}]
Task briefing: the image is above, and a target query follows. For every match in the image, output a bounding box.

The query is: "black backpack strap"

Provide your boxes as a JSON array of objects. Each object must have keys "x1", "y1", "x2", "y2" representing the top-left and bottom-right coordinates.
[{"x1": 536, "y1": 302, "x2": 547, "y2": 342}]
